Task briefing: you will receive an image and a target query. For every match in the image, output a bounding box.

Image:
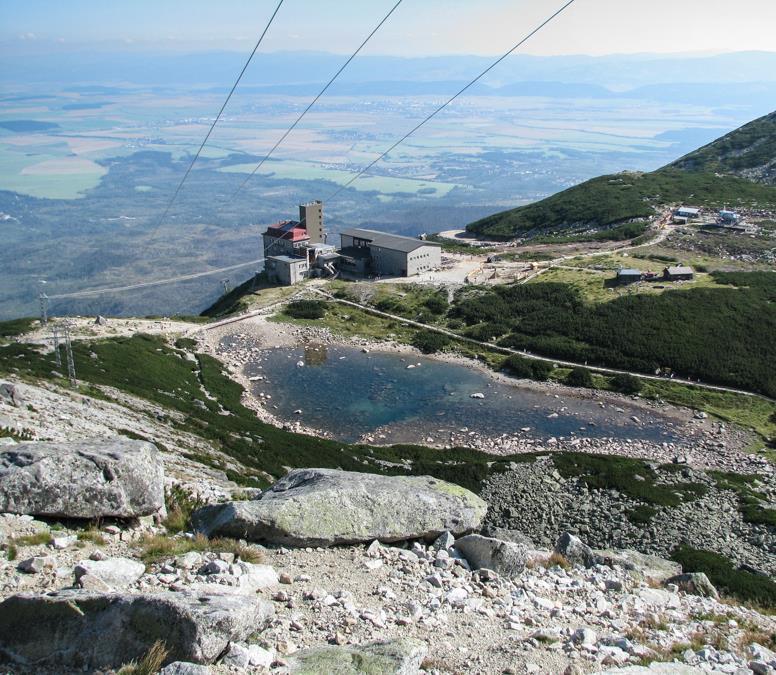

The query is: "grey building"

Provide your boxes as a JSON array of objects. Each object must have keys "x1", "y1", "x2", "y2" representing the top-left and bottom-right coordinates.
[
  {"x1": 616, "y1": 268, "x2": 642, "y2": 284},
  {"x1": 664, "y1": 265, "x2": 694, "y2": 281},
  {"x1": 339, "y1": 228, "x2": 441, "y2": 277},
  {"x1": 266, "y1": 255, "x2": 309, "y2": 285}
]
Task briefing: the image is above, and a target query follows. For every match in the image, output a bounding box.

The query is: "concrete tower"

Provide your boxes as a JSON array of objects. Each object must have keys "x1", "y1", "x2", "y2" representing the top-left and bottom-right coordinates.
[{"x1": 300, "y1": 200, "x2": 324, "y2": 244}]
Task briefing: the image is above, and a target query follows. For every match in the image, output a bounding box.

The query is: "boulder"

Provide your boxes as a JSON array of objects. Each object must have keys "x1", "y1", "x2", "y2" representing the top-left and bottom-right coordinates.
[
  {"x1": 481, "y1": 525, "x2": 534, "y2": 548},
  {"x1": 0, "y1": 439, "x2": 164, "y2": 519},
  {"x1": 664, "y1": 572, "x2": 719, "y2": 599},
  {"x1": 594, "y1": 548, "x2": 682, "y2": 582},
  {"x1": 555, "y1": 532, "x2": 598, "y2": 568},
  {"x1": 192, "y1": 468, "x2": 486, "y2": 547},
  {"x1": 285, "y1": 638, "x2": 427, "y2": 674},
  {"x1": 0, "y1": 589, "x2": 274, "y2": 669},
  {"x1": 594, "y1": 664, "x2": 705, "y2": 674},
  {"x1": 453, "y1": 534, "x2": 527, "y2": 577},
  {"x1": 0, "y1": 383, "x2": 23, "y2": 408},
  {"x1": 74, "y1": 558, "x2": 146, "y2": 589}
]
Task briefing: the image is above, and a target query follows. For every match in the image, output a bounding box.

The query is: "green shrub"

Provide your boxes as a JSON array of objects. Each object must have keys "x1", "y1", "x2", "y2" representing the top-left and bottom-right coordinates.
[
  {"x1": 412, "y1": 330, "x2": 451, "y2": 354},
  {"x1": 566, "y1": 367, "x2": 594, "y2": 388},
  {"x1": 285, "y1": 300, "x2": 326, "y2": 320},
  {"x1": 610, "y1": 373, "x2": 643, "y2": 394},
  {"x1": 424, "y1": 293, "x2": 449, "y2": 314},
  {"x1": 503, "y1": 354, "x2": 554, "y2": 381},
  {"x1": 671, "y1": 546, "x2": 776, "y2": 609}
]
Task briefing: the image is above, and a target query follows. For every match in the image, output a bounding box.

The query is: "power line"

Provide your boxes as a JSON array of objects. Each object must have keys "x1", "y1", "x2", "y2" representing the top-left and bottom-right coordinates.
[
  {"x1": 151, "y1": 0, "x2": 285, "y2": 235},
  {"x1": 228, "y1": 0, "x2": 404, "y2": 202},
  {"x1": 327, "y1": 0, "x2": 577, "y2": 201},
  {"x1": 49, "y1": 258, "x2": 266, "y2": 299}
]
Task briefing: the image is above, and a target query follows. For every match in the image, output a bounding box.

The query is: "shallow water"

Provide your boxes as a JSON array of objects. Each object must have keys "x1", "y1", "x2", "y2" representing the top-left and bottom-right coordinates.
[{"x1": 243, "y1": 344, "x2": 681, "y2": 445}]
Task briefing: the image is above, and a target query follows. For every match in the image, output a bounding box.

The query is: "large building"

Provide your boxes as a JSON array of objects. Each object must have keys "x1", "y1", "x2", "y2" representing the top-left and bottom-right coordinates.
[
  {"x1": 261, "y1": 204, "x2": 441, "y2": 285},
  {"x1": 338, "y1": 228, "x2": 441, "y2": 278}
]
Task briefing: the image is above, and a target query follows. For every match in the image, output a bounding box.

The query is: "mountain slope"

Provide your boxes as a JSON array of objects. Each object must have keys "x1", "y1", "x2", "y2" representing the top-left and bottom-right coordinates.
[
  {"x1": 670, "y1": 110, "x2": 776, "y2": 184},
  {"x1": 467, "y1": 110, "x2": 776, "y2": 239}
]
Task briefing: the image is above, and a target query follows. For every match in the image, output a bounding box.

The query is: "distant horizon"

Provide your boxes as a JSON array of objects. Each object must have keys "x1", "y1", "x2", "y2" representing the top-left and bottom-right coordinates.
[{"x1": 3, "y1": 0, "x2": 776, "y2": 58}]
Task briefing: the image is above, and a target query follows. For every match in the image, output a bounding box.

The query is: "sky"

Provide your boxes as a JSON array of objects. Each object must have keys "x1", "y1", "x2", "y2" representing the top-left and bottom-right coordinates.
[{"x1": 1, "y1": 0, "x2": 776, "y2": 57}]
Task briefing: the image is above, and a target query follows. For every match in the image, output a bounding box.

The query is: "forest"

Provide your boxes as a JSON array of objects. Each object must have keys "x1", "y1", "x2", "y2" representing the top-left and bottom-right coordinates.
[{"x1": 449, "y1": 272, "x2": 776, "y2": 397}]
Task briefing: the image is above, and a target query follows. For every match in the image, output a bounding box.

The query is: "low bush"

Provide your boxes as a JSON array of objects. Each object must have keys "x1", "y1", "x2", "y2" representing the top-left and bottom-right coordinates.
[
  {"x1": 284, "y1": 300, "x2": 327, "y2": 320},
  {"x1": 412, "y1": 330, "x2": 451, "y2": 354},
  {"x1": 610, "y1": 373, "x2": 643, "y2": 394},
  {"x1": 671, "y1": 546, "x2": 776, "y2": 609},
  {"x1": 503, "y1": 354, "x2": 554, "y2": 381},
  {"x1": 566, "y1": 367, "x2": 594, "y2": 388},
  {"x1": 137, "y1": 533, "x2": 263, "y2": 564}
]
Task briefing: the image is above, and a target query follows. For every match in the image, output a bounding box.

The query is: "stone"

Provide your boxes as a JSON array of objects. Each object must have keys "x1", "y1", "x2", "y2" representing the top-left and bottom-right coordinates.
[
  {"x1": 231, "y1": 562, "x2": 279, "y2": 591},
  {"x1": 571, "y1": 627, "x2": 597, "y2": 646},
  {"x1": 431, "y1": 530, "x2": 455, "y2": 551},
  {"x1": 52, "y1": 534, "x2": 77, "y2": 550},
  {"x1": 0, "y1": 383, "x2": 23, "y2": 407},
  {"x1": 453, "y1": 534, "x2": 527, "y2": 577},
  {"x1": 0, "y1": 589, "x2": 274, "y2": 669},
  {"x1": 247, "y1": 644, "x2": 275, "y2": 668},
  {"x1": 594, "y1": 664, "x2": 706, "y2": 674},
  {"x1": 74, "y1": 558, "x2": 146, "y2": 589},
  {"x1": 594, "y1": 548, "x2": 682, "y2": 582},
  {"x1": 665, "y1": 572, "x2": 719, "y2": 599},
  {"x1": 0, "y1": 440, "x2": 164, "y2": 519},
  {"x1": 285, "y1": 638, "x2": 426, "y2": 674},
  {"x1": 176, "y1": 551, "x2": 203, "y2": 569},
  {"x1": 480, "y1": 525, "x2": 533, "y2": 547},
  {"x1": 192, "y1": 468, "x2": 486, "y2": 546},
  {"x1": 17, "y1": 556, "x2": 55, "y2": 574},
  {"x1": 555, "y1": 532, "x2": 598, "y2": 568},
  {"x1": 221, "y1": 643, "x2": 250, "y2": 669},
  {"x1": 160, "y1": 663, "x2": 212, "y2": 675}
]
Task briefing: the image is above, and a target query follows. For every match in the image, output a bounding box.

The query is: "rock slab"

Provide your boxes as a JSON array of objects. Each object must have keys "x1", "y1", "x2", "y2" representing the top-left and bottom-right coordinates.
[
  {"x1": 285, "y1": 638, "x2": 427, "y2": 674},
  {"x1": 193, "y1": 468, "x2": 486, "y2": 546},
  {"x1": 0, "y1": 439, "x2": 164, "y2": 518},
  {"x1": 454, "y1": 534, "x2": 527, "y2": 577},
  {"x1": 0, "y1": 589, "x2": 274, "y2": 669}
]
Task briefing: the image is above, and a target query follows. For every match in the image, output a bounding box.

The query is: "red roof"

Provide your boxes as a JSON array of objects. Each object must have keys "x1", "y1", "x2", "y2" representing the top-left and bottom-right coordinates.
[{"x1": 264, "y1": 220, "x2": 309, "y2": 242}]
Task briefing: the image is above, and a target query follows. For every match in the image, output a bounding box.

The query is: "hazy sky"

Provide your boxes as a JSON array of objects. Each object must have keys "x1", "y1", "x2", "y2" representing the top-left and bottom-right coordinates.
[{"x1": 2, "y1": 0, "x2": 776, "y2": 57}]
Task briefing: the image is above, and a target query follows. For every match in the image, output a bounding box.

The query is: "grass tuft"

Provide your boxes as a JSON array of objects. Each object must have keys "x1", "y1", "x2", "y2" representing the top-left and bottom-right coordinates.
[
  {"x1": 117, "y1": 640, "x2": 169, "y2": 675},
  {"x1": 137, "y1": 533, "x2": 263, "y2": 564}
]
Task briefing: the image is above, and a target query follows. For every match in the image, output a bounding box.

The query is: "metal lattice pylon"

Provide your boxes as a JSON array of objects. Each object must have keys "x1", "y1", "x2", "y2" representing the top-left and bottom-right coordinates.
[
  {"x1": 52, "y1": 324, "x2": 62, "y2": 369},
  {"x1": 39, "y1": 292, "x2": 48, "y2": 325},
  {"x1": 63, "y1": 322, "x2": 77, "y2": 387}
]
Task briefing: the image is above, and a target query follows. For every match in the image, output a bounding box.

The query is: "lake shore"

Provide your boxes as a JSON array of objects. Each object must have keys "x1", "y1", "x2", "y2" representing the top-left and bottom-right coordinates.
[{"x1": 202, "y1": 313, "x2": 763, "y2": 473}]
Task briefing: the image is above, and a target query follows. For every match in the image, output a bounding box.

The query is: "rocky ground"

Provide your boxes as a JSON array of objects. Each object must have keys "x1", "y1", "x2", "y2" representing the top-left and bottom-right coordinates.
[
  {"x1": 2, "y1": 506, "x2": 776, "y2": 675},
  {"x1": 481, "y1": 456, "x2": 776, "y2": 576}
]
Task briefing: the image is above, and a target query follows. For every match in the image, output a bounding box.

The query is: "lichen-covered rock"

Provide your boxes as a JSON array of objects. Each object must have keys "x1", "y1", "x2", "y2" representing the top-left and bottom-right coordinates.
[
  {"x1": 0, "y1": 439, "x2": 164, "y2": 518},
  {"x1": 0, "y1": 589, "x2": 274, "y2": 669},
  {"x1": 74, "y1": 557, "x2": 146, "y2": 589},
  {"x1": 595, "y1": 548, "x2": 682, "y2": 582},
  {"x1": 285, "y1": 638, "x2": 427, "y2": 674},
  {"x1": 454, "y1": 534, "x2": 527, "y2": 577},
  {"x1": 192, "y1": 468, "x2": 486, "y2": 547}
]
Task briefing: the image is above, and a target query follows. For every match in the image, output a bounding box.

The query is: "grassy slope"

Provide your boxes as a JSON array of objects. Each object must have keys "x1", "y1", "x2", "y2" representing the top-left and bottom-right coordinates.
[
  {"x1": 467, "y1": 109, "x2": 776, "y2": 239},
  {"x1": 670, "y1": 110, "x2": 776, "y2": 182}
]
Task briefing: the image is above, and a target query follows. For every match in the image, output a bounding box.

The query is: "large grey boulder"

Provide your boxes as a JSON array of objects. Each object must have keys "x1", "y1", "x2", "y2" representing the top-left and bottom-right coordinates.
[
  {"x1": 0, "y1": 589, "x2": 274, "y2": 669},
  {"x1": 454, "y1": 534, "x2": 527, "y2": 578},
  {"x1": 193, "y1": 468, "x2": 486, "y2": 547},
  {"x1": 285, "y1": 638, "x2": 427, "y2": 674},
  {"x1": 595, "y1": 548, "x2": 682, "y2": 582},
  {"x1": 74, "y1": 557, "x2": 146, "y2": 589},
  {"x1": 0, "y1": 439, "x2": 164, "y2": 518},
  {"x1": 555, "y1": 532, "x2": 598, "y2": 568},
  {"x1": 665, "y1": 572, "x2": 719, "y2": 599}
]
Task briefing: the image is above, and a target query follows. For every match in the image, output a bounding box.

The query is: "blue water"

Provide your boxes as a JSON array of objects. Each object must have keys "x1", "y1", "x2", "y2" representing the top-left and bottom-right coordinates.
[{"x1": 246, "y1": 345, "x2": 681, "y2": 444}]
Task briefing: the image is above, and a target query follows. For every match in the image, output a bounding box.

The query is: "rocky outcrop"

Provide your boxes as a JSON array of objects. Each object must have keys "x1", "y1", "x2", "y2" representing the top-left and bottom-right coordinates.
[
  {"x1": 285, "y1": 638, "x2": 427, "y2": 675},
  {"x1": 453, "y1": 534, "x2": 527, "y2": 578},
  {"x1": 0, "y1": 589, "x2": 274, "y2": 669},
  {"x1": 74, "y1": 557, "x2": 146, "y2": 590},
  {"x1": 0, "y1": 439, "x2": 164, "y2": 518},
  {"x1": 555, "y1": 532, "x2": 598, "y2": 568},
  {"x1": 193, "y1": 468, "x2": 486, "y2": 546}
]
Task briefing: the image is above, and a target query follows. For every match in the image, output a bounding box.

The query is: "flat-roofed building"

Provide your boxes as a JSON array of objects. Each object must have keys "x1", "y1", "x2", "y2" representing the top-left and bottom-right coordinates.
[
  {"x1": 266, "y1": 255, "x2": 309, "y2": 286},
  {"x1": 664, "y1": 265, "x2": 694, "y2": 281},
  {"x1": 616, "y1": 268, "x2": 642, "y2": 284},
  {"x1": 339, "y1": 228, "x2": 441, "y2": 277}
]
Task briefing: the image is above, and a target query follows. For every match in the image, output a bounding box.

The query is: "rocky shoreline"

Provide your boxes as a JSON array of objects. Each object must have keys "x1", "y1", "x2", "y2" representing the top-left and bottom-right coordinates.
[{"x1": 202, "y1": 313, "x2": 761, "y2": 474}]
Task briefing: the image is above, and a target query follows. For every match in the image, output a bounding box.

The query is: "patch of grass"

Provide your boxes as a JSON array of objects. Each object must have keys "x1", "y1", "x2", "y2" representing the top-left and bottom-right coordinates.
[
  {"x1": 671, "y1": 546, "x2": 776, "y2": 609},
  {"x1": 117, "y1": 640, "x2": 169, "y2": 675},
  {"x1": 6, "y1": 544, "x2": 17, "y2": 561},
  {"x1": 552, "y1": 453, "x2": 707, "y2": 508},
  {"x1": 0, "y1": 426, "x2": 34, "y2": 441},
  {"x1": 546, "y1": 552, "x2": 571, "y2": 570},
  {"x1": 0, "y1": 317, "x2": 36, "y2": 339},
  {"x1": 77, "y1": 529, "x2": 107, "y2": 546},
  {"x1": 163, "y1": 485, "x2": 206, "y2": 534},
  {"x1": 11, "y1": 531, "x2": 52, "y2": 547},
  {"x1": 137, "y1": 533, "x2": 264, "y2": 564},
  {"x1": 174, "y1": 337, "x2": 197, "y2": 350},
  {"x1": 709, "y1": 471, "x2": 776, "y2": 527},
  {"x1": 627, "y1": 504, "x2": 658, "y2": 525}
]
